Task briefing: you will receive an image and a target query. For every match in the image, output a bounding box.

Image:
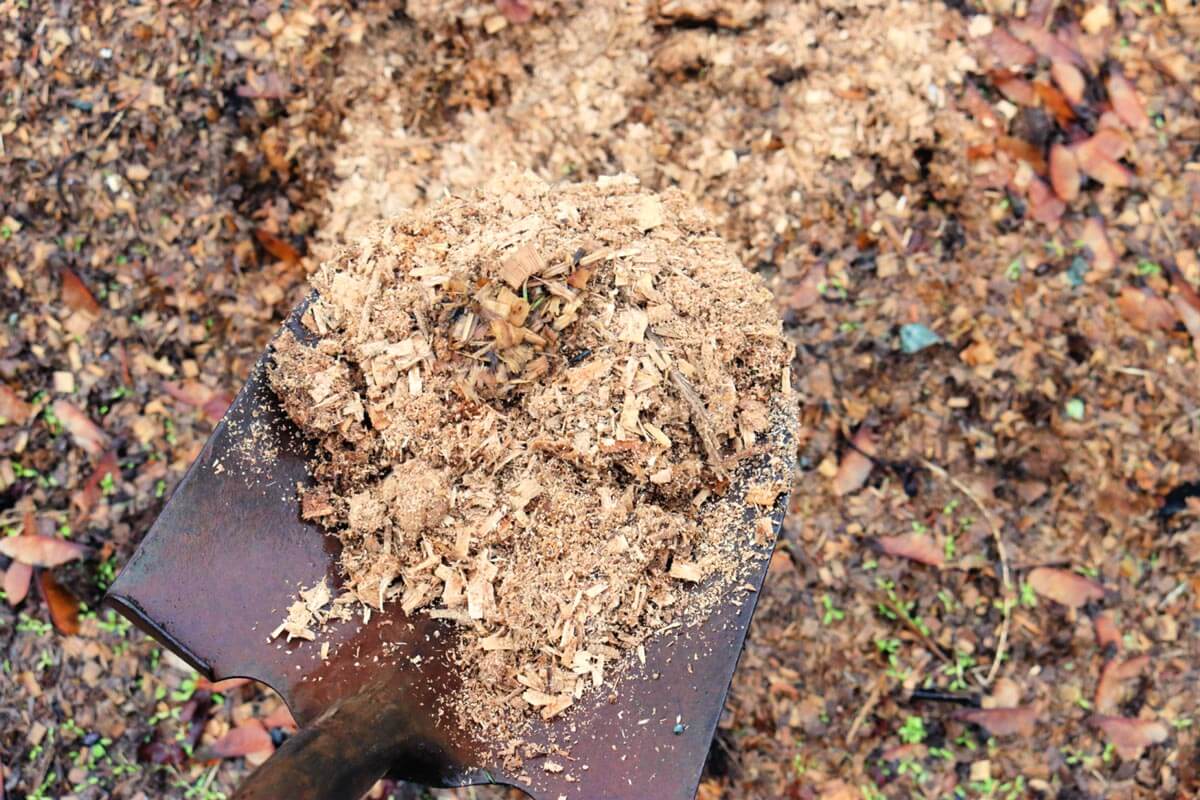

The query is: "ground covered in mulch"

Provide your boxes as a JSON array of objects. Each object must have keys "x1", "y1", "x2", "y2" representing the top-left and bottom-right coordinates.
[{"x1": 2, "y1": 0, "x2": 1198, "y2": 798}]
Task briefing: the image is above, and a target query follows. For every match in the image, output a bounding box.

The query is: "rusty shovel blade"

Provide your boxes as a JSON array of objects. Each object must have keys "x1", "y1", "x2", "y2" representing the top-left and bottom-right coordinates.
[{"x1": 106, "y1": 303, "x2": 796, "y2": 799}]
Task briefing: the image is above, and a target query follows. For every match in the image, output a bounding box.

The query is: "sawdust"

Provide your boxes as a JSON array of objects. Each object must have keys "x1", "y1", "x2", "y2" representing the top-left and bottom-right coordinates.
[{"x1": 267, "y1": 172, "x2": 791, "y2": 744}]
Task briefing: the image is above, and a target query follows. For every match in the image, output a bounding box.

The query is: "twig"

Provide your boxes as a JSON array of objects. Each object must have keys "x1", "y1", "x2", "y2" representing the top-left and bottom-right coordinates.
[
  {"x1": 846, "y1": 677, "x2": 884, "y2": 744},
  {"x1": 921, "y1": 459, "x2": 1012, "y2": 687},
  {"x1": 874, "y1": 589, "x2": 952, "y2": 665}
]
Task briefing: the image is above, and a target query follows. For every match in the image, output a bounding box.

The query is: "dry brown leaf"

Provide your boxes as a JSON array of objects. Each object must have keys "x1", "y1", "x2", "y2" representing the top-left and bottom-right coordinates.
[
  {"x1": 1091, "y1": 715, "x2": 1169, "y2": 760},
  {"x1": 1172, "y1": 295, "x2": 1200, "y2": 350},
  {"x1": 1105, "y1": 71, "x2": 1150, "y2": 133},
  {"x1": 1117, "y1": 286, "x2": 1178, "y2": 333},
  {"x1": 1095, "y1": 655, "x2": 1151, "y2": 714},
  {"x1": 1026, "y1": 177, "x2": 1065, "y2": 227},
  {"x1": 1007, "y1": 20, "x2": 1084, "y2": 66},
  {"x1": 994, "y1": 75, "x2": 1037, "y2": 107},
  {"x1": 72, "y1": 450, "x2": 119, "y2": 519},
  {"x1": 833, "y1": 427, "x2": 875, "y2": 496},
  {"x1": 262, "y1": 703, "x2": 299, "y2": 732},
  {"x1": 876, "y1": 533, "x2": 944, "y2": 568},
  {"x1": 1027, "y1": 567, "x2": 1105, "y2": 609},
  {"x1": 53, "y1": 400, "x2": 108, "y2": 457},
  {"x1": 0, "y1": 535, "x2": 87, "y2": 568},
  {"x1": 1094, "y1": 610, "x2": 1122, "y2": 651},
  {"x1": 1076, "y1": 127, "x2": 1132, "y2": 163},
  {"x1": 0, "y1": 384, "x2": 32, "y2": 425},
  {"x1": 955, "y1": 705, "x2": 1039, "y2": 737},
  {"x1": 1079, "y1": 218, "x2": 1117, "y2": 273},
  {"x1": 3, "y1": 560, "x2": 33, "y2": 606},
  {"x1": 985, "y1": 30, "x2": 1037, "y2": 68},
  {"x1": 203, "y1": 719, "x2": 275, "y2": 759},
  {"x1": 254, "y1": 229, "x2": 301, "y2": 267},
  {"x1": 1051, "y1": 60, "x2": 1086, "y2": 105},
  {"x1": 60, "y1": 266, "x2": 101, "y2": 316},
  {"x1": 1048, "y1": 145, "x2": 1080, "y2": 202},
  {"x1": 1078, "y1": 156, "x2": 1133, "y2": 188},
  {"x1": 38, "y1": 570, "x2": 80, "y2": 636},
  {"x1": 1034, "y1": 81, "x2": 1075, "y2": 125}
]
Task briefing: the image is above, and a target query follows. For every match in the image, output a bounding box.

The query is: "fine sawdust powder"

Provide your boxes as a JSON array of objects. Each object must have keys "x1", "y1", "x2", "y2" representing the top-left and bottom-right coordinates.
[{"x1": 267, "y1": 173, "x2": 792, "y2": 750}]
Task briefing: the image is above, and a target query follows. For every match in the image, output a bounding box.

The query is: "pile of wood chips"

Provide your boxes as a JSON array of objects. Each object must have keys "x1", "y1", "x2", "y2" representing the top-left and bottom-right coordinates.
[{"x1": 267, "y1": 172, "x2": 791, "y2": 743}]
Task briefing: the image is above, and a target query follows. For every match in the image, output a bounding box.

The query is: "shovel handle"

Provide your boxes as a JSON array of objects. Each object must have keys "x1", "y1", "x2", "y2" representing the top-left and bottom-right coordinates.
[{"x1": 231, "y1": 704, "x2": 391, "y2": 800}]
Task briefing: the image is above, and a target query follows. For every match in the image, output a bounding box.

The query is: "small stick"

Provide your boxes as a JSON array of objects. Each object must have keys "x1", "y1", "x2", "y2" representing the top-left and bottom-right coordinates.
[
  {"x1": 846, "y1": 677, "x2": 884, "y2": 744},
  {"x1": 648, "y1": 330, "x2": 727, "y2": 478},
  {"x1": 921, "y1": 459, "x2": 1012, "y2": 687}
]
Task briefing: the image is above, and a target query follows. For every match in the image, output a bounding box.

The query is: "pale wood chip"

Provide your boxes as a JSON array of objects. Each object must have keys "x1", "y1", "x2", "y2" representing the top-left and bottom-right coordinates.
[{"x1": 500, "y1": 243, "x2": 545, "y2": 288}]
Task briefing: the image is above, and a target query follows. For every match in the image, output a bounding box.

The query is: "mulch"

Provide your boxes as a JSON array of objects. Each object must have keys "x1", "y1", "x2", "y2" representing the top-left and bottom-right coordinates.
[{"x1": 2, "y1": 0, "x2": 1197, "y2": 798}]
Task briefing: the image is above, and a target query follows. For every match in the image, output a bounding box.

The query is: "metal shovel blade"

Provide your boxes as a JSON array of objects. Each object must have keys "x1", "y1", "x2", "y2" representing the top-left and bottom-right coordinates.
[{"x1": 106, "y1": 304, "x2": 796, "y2": 800}]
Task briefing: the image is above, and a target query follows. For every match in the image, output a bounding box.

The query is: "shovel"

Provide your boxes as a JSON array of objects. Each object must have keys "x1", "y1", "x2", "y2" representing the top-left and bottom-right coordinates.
[{"x1": 106, "y1": 301, "x2": 796, "y2": 800}]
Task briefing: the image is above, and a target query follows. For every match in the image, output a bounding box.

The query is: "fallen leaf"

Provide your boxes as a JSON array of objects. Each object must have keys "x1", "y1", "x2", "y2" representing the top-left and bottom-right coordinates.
[
  {"x1": 984, "y1": 677, "x2": 1022, "y2": 709},
  {"x1": 1026, "y1": 177, "x2": 1065, "y2": 227},
  {"x1": 1091, "y1": 715, "x2": 1168, "y2": 760},
  {"x1": 1048, "y1": 144, "x2": 1080, "y2": 202},
  {"x1": 1076, "y1": 127, "x2": 1133, "y2": 163},
  {"x1": 495, "y1": 0, "x2": 533, "y2": 23},
  {"x1": 253, "y1": 229, "x2": 301, "y2": 267},
  {"x1": 1078, "y1": 156, "x2": 1133, "y2": 188},
  {"x1": 0, "y1": 384, "x2": 32, "y2": 425},
  {"x1": 833, "y1": 427, "x2": 875, "y2": 496},
  {"x1": 261, "y1": 702, "x2": 298, "y2": 732},
  {"x1": 53, "y1": 400, "x2": 108, "y2": 457},
  {"x1": 1007, "y1": 20, "x2": 1084, "y2": 66},
  {"x1": 37, "y1": 570, "x2": 80, "y2": 635},
  {"x1": 196, "y1": 676, "x2": 253, "y2": 693},
  {"x1": 1094, "y1": 610, "x2": 1122, "y2": 651},
  {"x1": 0, "y1": 535, "x2": 87, "y2": 568},
  {"x1": 1081, "y1": 3, "x2": 1113, "y2": 33},
  {"x1": 1027, "y1": 567, "x2": 1105, "y2": 609},
  {"x1": 1106, "y1": 71, "x2": 1150, "y2": 133},
  {"x1": 997, "y1": 136, "x2": 1047, "y2": 174},
  {"x1": 899, "y1": 323, "x2": 941, "y2": 354},
  {"x1": 72, "y1": 450, "x2": 119, "y2": 518},
  {"x1": 985, "y1": 30, "x2": 1037, "y2": 68},
  {"x1": 877, "y1": 533, "x2": 944, "y2": 567},
  {"x1": 1095, "y1": 655, "x2": 1151, "y2": 714},
  {"x1": 1034, "y1": 80, "x2": 1075, "y2": 125},
  {"x1": 955, "y1": 706, "x2": 1039, "y2": 737},
  {"x1": 202, "y1": 720, "x2": 275, "y2": 760},
  {"x1": 4, "y1": 561, "x2": 33, "y2": 606},
  {"x1": 994, "y1": 74, "x2": 1037, "y2": 106},
  {"x1": 1117, "y1": 286, "x2": 1178, "y2": 333},
  {"x1": 236, "y1": 70, "x2": 289, "y2": 99},
  {"x1": 1078, "y1": 218, "x2": 1116, "y2": 273},
  {"x1": 1050, "y1": 60, "x2": 1086, "y2": 106},
  {"x1": 60, "y1": 267, "x2": 101, "y2": 316},
  {"x1": 1171, "y1": 295, "x2": 1200, "y2": 350}
]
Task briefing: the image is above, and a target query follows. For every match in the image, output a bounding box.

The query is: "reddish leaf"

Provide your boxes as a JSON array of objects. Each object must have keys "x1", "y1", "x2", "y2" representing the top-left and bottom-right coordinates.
[
  {"x1": 60, "y1": 266, "x2": 101, "y2": 316},
  {"x1": 1095, "y1": 655, "x2": 1151, "y2": 714},
  {"x1": 3, "y1": 560, "x2": 33, "y2": 606},
  {"x1": 1078, "y1": 218, "x2": 1116, "y2": 273},
  {"x1": 53, "y1": 400, "x2": 108, "y2": 457},
  {"x1": 1091, "y1": 715, "x2": 1169, "y2": 760},
  {"x1": 876, "y1": 533, "x2": 944, "y2": 567},
  {"x1": 1051, "y1": 60, "x2": 1086, "y2": 106},
  {"x1": 1007, "y1": 20, "x2": 1085, "y2": 66},
  {"x1": 1106, "y1": 71, "x2": 1150, "y2": 133},
  {"x1": 1117, "y1": 286, "x2": 1178, "y2": 333},
  {"x1": 994, "y1": 74, "x2": 1037, "y2": 106},
  {"x1": 236, "y1": 70, "x2": 288, "y2": 100},
  {"x1": 985, "y1": 30, "x2": 1037, "y2": 68},
  {"x1": 0, "y1": 384, "x2": 32, "y2": 425},
  {"x1": 1027, "y1": 567, "x2": 1106, "y2": 609},
  {"x1": 203, "y1": 720, "x2": 275, "y2": 759},
  {"x1": 1172, "y1": 295, "x2": 1200, "y2": 350},
  {"x1": 196, "y1": 676, "x2": 252, "y2": 693},
  {"x1": 1048, "y1": 144, "x2": 1080, "y2": 202},
  {"x1": 495, "y1": 0, "x2": 533, "y2": 23},
  {"x1": 253, "y1": 229, "x2": 301, "y2": 267},
  {"x1": 1034, "y1": 81, "x2": 1075, "y2": 125},
  {"x1": 1026, "y1": 178, "x2": 1065, "y2": 227},
  {"x1": 202, "y1": 393, "x2": 233, "y2": 424},
  {"x1": 0, "y1": 535, "x2": 87, "y2": 568},
  {"x1": 1079, "y1": 156, "x2": 1133, "y2": 188},
  {"x1": 73, "y1": 450, "x2": 119, "y2": 518},
  {"x1": 997, "y1": 136, "x2": 1047, "y2": 174},
  {"x1": 162, "y1": 379, "x2": 213, "y2": 407},
  {"x1": 1094, "y1": 610, "x2": 1122, "y2": 651},
  {"x1": 37, "y1": 570, "x2": 80, "y2": 636},
  {"x1": 262, "y1": 702, "x2": 298, "y2": 732},
  {"x1": 833, "y1": 428, "x2": 875, "y2": 496},
  {"x1": 961, "y1": 84, "x2": 1003, "y2": 132},
  {"x1": 955, "y1": 706, "x2": 1039, "y2": 737}
]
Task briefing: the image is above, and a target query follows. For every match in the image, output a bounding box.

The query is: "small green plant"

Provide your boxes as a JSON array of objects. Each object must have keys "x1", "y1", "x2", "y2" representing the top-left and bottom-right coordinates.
[
  {"x1": 820, "y1": 594, "x2": 845, "y2": 625},
  {"x1": 899, "y1": 715, "x2": 927, "y2": 744},
  {"x1": 1019, "y1": 581, "x2": 1037, "y2": 608},
  {"x1": 944, "y1": 651, "x2": 976, "y2": 691},
  {"x1": 1136, "y1": 260, "x2": 1162, "y2": 276},
  {"x1": 95, "y1": 557, "x2": 118, "y2": 590},
  {"x1": 17, "y1": 614, "x2": 53, "y2": 636},
  {"x1": 100, "y1": 471, "x2": 116, "y2": 495},
  {"x1": 1005, "y1": 257, "x2": 1023, "y2": 281}
]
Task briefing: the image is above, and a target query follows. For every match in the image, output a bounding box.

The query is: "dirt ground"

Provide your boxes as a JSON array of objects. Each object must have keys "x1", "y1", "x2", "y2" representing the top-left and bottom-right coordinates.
[{"x1": 2, "y1": 0, "x2": 1198, "y2": 798}]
